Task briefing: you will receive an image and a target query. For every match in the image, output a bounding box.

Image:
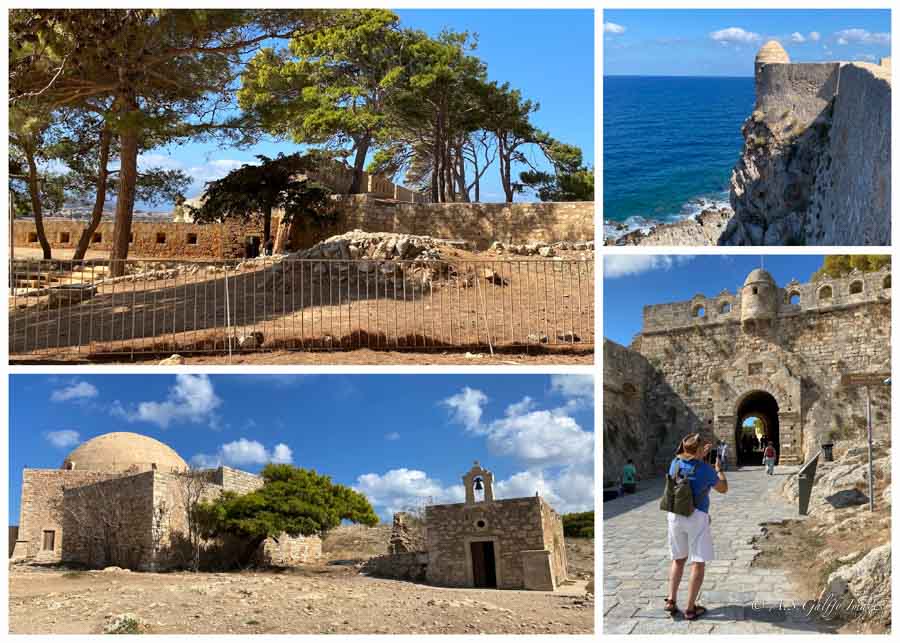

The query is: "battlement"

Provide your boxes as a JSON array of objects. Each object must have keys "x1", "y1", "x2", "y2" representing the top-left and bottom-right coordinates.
[{"x1": 641, "y1": 267, "x2": 891, "y2": 334}]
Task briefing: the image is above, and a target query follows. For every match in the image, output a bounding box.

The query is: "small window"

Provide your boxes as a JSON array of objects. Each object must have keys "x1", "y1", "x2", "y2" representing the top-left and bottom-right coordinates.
[
  {"x1": 27, "y1": 231, "x2": 37, "y2": 243},
  {"x1": 789, "y1": 292, "x2": 801, "y2": 305},
  {"x1": 884, "y1": 275, "x2": 891, "y2": 290},
  {"x1": 819, "y1": 285, "x2": 833, "y2": 300},
  {"x1": 849, "y1": 280, "x2": 863, "y2": 295},
  {"x1": 129, "y1": 233, "x2": 134, "y2": 244},
  {"x1": 58, "y1": 232, "x2": 70, "y2": 244},
  {"x1": 752, "y1": 287, "x2": 758, "y2": 295},
  {"x1": 91, "y1": 232, "x2": 102, "y2": 244},
  {"x1": 693, "y1": 305, "x2": 705, "y2": 318},
  {"x1": 156, "y1": 232, "x2": 167, "y2": 244},
  {"x1": 720, "y1": 302, "x2": 732, "y2": 313},
  {"x1": 475, "y1": 519, "x2": 487, "y2": 529},
  {"x1": 186, "y1": 233, "x2": 198, "y2": 245},
  {"x1": 42, "y1": 530, "x2": 55, "y2": 551}
]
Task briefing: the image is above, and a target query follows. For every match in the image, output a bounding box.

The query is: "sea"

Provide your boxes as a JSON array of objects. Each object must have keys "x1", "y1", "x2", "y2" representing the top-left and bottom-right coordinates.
[{"x1": 603, "y1": 75, "x2": 754, "y2": 240}]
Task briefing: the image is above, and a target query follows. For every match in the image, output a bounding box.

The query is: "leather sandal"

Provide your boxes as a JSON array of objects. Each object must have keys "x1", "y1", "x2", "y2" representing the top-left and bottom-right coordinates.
[
  {"x1": 684, "y1": 605, "x2": 707, "y2": 620},
  {"x1": 664, "y1": 598, "x2": 679, "y2": 614}
]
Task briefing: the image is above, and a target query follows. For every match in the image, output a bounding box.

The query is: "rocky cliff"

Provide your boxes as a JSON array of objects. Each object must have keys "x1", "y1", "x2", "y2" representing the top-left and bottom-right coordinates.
[{"x1": 722, "y1": 50, "x2": 891, "y2": 246}]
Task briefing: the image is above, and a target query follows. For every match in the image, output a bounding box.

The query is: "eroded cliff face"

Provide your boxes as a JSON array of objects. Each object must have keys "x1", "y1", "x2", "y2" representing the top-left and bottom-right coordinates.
[{"x1": 722, "y1": 61, "x2": 891, "y2": 246}]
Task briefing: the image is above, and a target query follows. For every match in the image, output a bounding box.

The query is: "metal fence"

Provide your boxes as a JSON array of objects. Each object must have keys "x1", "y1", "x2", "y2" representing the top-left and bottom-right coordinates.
[{"x1": 9, "y1": 257, "x2": 594, "y2": 357}]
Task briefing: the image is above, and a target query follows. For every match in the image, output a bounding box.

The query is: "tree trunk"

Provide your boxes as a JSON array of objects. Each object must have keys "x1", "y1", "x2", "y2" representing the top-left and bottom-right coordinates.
[
  {"x1": 24, "y1": 147, "x2": 52, "y2": 260},
  {"x1": 348, "y1": 137, "x2": 371, "y2": 195},
  {"x1": 263, "y1": 205, "x2": 272, "y2": 248},
  {"x1": 238, "y1": 535, "x2": 267, "y2": 569},
  {"x1": 109, "y1": 102, "x2": 139, "y2": 277},
  {"x1": 73, "y1": 127, "x2": 112, "y2": 261}
]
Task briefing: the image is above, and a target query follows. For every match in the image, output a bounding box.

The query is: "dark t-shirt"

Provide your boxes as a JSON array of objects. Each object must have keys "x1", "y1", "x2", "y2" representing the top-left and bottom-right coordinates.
[{"x1": 669, "y1": 457, "x2": 718, "y2": 513}]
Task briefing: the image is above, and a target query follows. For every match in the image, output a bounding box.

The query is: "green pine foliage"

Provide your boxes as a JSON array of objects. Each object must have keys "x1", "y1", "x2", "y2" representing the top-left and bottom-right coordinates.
[{"x1": 562, "y1": 511, "x2": 594, "y2": 539}]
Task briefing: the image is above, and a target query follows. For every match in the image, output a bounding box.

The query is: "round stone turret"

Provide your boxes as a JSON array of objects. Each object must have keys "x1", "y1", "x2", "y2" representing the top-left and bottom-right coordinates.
[
  {"x1": 740, "y1": 268, "x2": 778, "y2": 328},
  {"x1": 755, "y1": 40, "x2": 790, "y2": 75}
]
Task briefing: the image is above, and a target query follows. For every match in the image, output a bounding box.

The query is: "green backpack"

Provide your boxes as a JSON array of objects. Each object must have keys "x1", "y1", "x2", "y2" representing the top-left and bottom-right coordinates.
[{"x1": 659, "y1": 459, "x2": 699, "y2": 517}]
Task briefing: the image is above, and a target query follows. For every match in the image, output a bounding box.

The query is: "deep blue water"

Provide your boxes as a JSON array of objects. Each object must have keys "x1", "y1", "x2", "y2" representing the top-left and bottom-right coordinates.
[{"x1": 603, "y1": 76, "x2": 754, "y2": 234}]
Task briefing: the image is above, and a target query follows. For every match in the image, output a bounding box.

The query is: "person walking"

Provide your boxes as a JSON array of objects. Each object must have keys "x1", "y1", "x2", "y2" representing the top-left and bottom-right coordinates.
[
  {"x1": 763, "y1": 441, "x2": 777, "y2": 475},
  {"x1": 664, "y1": 433, "x2": 728, "y2": 621},
  {"x1": 622, "y1": 459, "x2": 638, "y2": 494},
  {"x1": 717, "y1": 440, "x2": 729, "y2": 471}
]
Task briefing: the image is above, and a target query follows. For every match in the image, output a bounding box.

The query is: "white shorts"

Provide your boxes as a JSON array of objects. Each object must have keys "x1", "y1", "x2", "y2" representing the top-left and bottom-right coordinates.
[{"x1": 667, "y1": 510, "x2": 714, "y2": 563}]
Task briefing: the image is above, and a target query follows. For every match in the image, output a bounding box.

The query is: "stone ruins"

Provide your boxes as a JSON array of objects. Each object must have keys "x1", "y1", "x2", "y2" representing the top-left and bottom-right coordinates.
[
  {"x1": 11, "y1": 432, "x2": 320, "y2": 570},
  {"x1": 367, "y1": 462, "x2": 569, "y2": 591},
  {"x1": 604, "y1": 266, "x2": 891, "y2": 481}
]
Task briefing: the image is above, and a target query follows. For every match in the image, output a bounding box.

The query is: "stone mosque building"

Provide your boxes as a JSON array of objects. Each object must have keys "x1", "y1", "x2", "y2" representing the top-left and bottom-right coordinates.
[
  {"x1": 11, "y1": 432, "x2": 321, "y2": 570},
  {"x1": 604, "y1": 266, "x2": 891, "y2": 479}
]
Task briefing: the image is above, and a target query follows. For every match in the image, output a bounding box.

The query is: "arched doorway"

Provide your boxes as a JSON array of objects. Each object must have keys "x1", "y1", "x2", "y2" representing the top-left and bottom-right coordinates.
[{"x1": 734, "y1": 390, "x2": 780, "y2": 466}]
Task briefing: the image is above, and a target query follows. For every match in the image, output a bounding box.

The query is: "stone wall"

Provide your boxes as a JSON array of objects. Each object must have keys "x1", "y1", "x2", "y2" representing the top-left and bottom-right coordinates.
[
  {"x1": 13, "y1": 469, "x2": 121, "y2": 563},
  {"x1": 725, "y1": 59, "x2": 891, "y2": 245},
  {"x1": 61, "y1": 471, "x2": 156, "y2": 569},
  {"x1": 626, "y1": 271, "x2": 890, "y2": 467},
  {"x1": 425, "y1": 496, "x2": 557, "y2": 590},
  {"x1": 12, "y1": 217, "x2": 270, "y2": 260},
  {"x1": 361, "y1": 551, "x2": 429, "y2": 581},
  {"x1": 288, "y1": 196, "x2": 595, "y2": 251}
]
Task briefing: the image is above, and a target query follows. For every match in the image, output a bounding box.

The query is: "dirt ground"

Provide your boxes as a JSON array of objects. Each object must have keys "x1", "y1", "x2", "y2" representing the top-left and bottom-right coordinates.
[
  {"x1": 9, "y1": 536, "x2": 595, "y2": 635},
  {"x1": 11, "y1": 347, "x2": 594, "y2": 366}
]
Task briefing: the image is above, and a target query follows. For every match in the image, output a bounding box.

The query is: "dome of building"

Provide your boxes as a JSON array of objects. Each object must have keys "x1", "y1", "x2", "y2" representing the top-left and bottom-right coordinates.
[
  {"x1": 744, "y1": 268, "x2": 776, "y2": 287},
  {"x1": 756, "y1": 40, "x2": 790, "y2": 66},
  {"x1": 62, "y1": 432, "x2": 187, "y2": 473}
]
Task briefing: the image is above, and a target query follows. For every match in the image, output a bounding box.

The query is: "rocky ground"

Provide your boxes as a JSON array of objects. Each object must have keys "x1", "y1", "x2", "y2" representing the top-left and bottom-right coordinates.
[
  {"x1": 604, "y1": 208, "x2": 732, "y2": 246},
  {"x1": 752, "y1": 439, "x2": 891, "y2": 633},
  {"x1": 9, "y1": 529, "x2": 594, "y2": 635}
]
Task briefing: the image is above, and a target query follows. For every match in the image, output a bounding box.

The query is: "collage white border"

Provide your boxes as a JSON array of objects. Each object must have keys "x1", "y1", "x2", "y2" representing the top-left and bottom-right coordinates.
[{"x1": 1, "y1": 0, "x2": 897, "y2": 639}]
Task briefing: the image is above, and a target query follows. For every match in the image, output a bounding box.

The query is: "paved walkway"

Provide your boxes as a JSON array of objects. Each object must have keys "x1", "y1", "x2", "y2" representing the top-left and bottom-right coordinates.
[{"x1": 604, "y1": 466, "x2": 831, "y2": 634}]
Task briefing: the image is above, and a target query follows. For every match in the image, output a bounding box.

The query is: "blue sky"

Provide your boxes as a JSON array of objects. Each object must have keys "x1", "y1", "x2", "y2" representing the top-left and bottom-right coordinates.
[
  {"x1": 604, "y1": 9, "x2": 891, "y2": 77},
  {"x1": 603, "y1": 255, "x2": 831, "y2": 345},
  {"x1": 134, "y1": 9, "x2": 594, "y2": 209},
  {"x1": 9, "y1": 374, "x2": 594, "y2": 523}
]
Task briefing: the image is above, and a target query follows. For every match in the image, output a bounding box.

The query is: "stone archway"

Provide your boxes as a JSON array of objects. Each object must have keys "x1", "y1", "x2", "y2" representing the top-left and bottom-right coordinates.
[{"x1": 734, "y1": 390, "x2": 780, "y2": 466}]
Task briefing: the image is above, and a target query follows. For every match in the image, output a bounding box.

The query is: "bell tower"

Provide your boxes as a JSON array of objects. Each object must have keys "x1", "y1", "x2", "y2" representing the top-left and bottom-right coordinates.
[{"x1": 462, "y1": 461, "x2": 494, "y2": 504}]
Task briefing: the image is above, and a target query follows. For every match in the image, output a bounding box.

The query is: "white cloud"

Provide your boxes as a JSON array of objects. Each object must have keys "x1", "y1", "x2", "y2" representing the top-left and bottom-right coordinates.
[
  {"x1": 113, "y1": 374, "x2": 221, "y2": 429},
  {"x1": 710, "y1": 27, "x2": 761, "y2": 44},
  {"x1": 191, "y1": 438, "x2": 294, "y2": 468},
  {"x1": 442, "y1": 387, "x2": 594, "y2": 469},
  {"x1": 550, "y1": 375, "x2": 594, "y2": 401},
  {"x1": 50, "y1": 380, "x2": 98, "y2": 402},
  {"x1": 791, "y1": 32, "x2": 806, "y2": 43},
  {"x1": 809, "y1": 31, "x2": 821, "y2": 42},
  {"x1": 604, "y1": 255, "x2": 694, "y2": 279},
  {"x1": 604, "y1": 22, "x2": 626, "y2": 35},
  {"x1": 354, "y1": 468, "x2": 464, "y2": 517},
  {"x1": 385, "y1": 432, "x2": 401, "y2": 441},
  {"x1": 441, "y1": 387, "x2": 488, "y2": 431},
  {"x1": 356, "y1": 464, "x2": 594, "y2": 519},
  {"x1": 834, "y1": 29, "x2": 890, "y2": 46},
  {"x1": 45, "y1": 430, "x2": 81, "y2": 449}
]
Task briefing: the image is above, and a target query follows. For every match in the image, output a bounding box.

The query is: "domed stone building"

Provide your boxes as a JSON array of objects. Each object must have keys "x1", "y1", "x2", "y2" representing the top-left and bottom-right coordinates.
[{"x1": 11, "y1": 432, "x2": 320, "y2": 570}]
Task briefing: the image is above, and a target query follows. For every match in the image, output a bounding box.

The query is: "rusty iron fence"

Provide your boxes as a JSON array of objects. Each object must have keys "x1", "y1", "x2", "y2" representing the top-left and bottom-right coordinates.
[{"x1": 9, "y1": 257, "x2": 594, "y2": 358}]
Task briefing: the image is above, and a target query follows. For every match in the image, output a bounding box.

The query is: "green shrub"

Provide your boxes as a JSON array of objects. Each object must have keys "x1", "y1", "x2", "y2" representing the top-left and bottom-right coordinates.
[{"x1": 562, "y1": 511, "x2": 594, "y2": 538}]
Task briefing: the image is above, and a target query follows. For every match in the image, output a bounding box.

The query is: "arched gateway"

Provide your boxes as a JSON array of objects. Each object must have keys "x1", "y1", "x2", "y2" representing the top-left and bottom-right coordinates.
[{"x1": 734, "y1": 390, "x2": 780, "y2": 466}]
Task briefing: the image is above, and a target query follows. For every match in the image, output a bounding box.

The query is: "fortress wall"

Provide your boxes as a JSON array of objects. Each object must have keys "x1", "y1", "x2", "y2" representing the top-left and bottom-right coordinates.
[
  {"x1": 642, "y1": 269, "x2": 891, "y2": 333},
  {"x1": 289, "y1": 196, "x2": 595, "y2": 250},
  {"x1": 16, "y1": 199, "x2": 593, "y2": 259},
  {"x1": 602, "y1": 339, "x2": 666, "y2": 480},
  {"x1": 808, "y1": 63, "x2": 892, "y2": 245},
  {"x1": 633, "y1": 299, "x2": 891, "y2": 461},
  {"x1": 13, "y1": 217, "x2": 270, "y2": 260},
  {"x1": 755, "y1": 62, "x2": 840, "y2": 126},
  {"x1": 726, "y1": 57, "x2": 891, "y2": 246}
]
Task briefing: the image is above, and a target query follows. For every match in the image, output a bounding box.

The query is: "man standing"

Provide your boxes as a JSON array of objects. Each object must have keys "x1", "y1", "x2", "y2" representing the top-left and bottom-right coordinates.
[
  {"x1": 622, "y1": 459, "x2": 637, "y2": 494},
  {"x1": 664, "y1": 433, "x2": 729, "y2": 621},
  {"x1": 717, "y1": 440, "x2": 729, "y2": 471}
]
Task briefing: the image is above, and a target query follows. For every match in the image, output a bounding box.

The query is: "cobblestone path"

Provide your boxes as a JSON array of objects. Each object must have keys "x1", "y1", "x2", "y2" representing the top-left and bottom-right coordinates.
[{"x1": 603, "y1": 466, "x2": 833, "y2": 634}]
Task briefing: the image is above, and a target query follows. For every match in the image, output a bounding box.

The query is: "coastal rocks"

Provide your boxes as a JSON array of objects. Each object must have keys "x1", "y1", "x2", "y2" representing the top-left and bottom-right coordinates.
[{"x1": 605, "y1": 208, "x2": 732, "y2": 246}]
